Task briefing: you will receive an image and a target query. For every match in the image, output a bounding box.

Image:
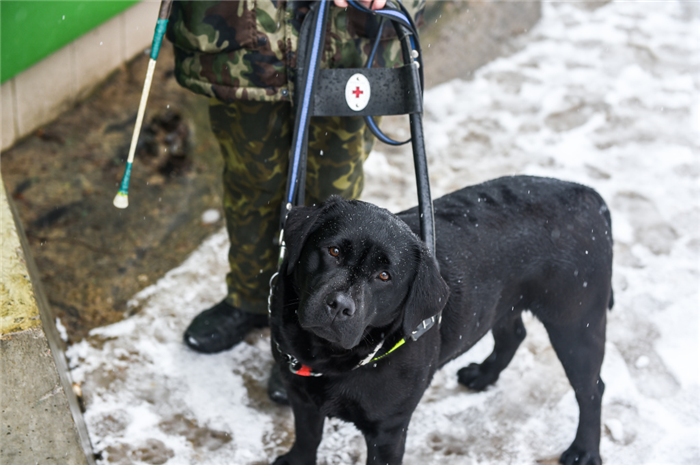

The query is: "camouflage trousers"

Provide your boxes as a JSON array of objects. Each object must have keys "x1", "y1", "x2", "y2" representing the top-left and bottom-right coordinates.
[{"x1": 209, "y1": 99, "x2": 376, "y2": 314}]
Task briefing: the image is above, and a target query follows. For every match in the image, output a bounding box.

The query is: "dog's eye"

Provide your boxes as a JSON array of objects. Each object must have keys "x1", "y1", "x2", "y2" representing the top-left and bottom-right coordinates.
[
  {"x1": 329, "y1": 246, "x2": 340, "y2": 257},
  {"x1": 379, "y1": 271, "x2": 391, "y2": 281}
]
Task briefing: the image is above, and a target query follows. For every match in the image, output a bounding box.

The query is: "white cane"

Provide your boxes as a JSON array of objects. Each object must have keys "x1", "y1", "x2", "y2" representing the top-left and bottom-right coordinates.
[{"x1": 113, "y1": 0, "x2": 173, "y2": 209}]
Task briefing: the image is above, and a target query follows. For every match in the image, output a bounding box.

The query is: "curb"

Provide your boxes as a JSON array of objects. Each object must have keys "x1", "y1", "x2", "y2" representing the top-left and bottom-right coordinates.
[{"x1": 1, "y1": 177, "x2": 95, "y2": 465}]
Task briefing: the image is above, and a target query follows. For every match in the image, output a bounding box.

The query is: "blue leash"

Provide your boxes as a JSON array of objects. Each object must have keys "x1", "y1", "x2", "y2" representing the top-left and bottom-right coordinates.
[{"x1": 286, "y1": 2, "x2": 330, "y2": 206}]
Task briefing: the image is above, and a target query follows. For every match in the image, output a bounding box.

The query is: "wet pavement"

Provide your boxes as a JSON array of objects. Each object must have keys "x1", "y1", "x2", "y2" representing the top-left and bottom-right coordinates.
[{"x1": 1, "y1": 43, "x2": 223, "y2": 342}]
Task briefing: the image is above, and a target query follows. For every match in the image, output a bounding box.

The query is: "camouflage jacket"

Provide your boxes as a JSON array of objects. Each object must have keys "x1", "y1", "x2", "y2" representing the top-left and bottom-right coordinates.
[{"x1": 166, "y1": 1, "x2": 425, "y2": 103}]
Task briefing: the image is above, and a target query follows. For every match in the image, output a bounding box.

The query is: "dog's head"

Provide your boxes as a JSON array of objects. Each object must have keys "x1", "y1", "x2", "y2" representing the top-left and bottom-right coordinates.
[{"x1": 283, "y1": 197, "x2": 449, "y2": 350}]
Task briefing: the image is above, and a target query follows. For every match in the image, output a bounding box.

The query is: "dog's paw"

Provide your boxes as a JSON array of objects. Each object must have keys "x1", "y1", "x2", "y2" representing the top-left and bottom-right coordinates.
[
  {"x1": 272, "y1": 455, "x2": 291, "y2": 465},
  {"x1": 559, "y1": 445, "x2": 602, "y2": 465},
  {"x1": 272, "y1": 452, "x2": 314, "y2": 465},
  {"x1": 457, "y1": 363, "x2": 499, "y2": 391}
]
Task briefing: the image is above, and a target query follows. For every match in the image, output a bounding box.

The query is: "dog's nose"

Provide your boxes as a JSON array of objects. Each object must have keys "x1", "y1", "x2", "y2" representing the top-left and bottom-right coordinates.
[{"x1": 325, "y1": 291, "x2": 356, "y2": 320}]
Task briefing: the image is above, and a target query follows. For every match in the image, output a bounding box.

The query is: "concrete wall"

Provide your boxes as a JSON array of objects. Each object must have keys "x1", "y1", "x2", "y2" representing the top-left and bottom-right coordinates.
[{"x1": 1, "y1": 1, "x2": 160, "y2": 151}]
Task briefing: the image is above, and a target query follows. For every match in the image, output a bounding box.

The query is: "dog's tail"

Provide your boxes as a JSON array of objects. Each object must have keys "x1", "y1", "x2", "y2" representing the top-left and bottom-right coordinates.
[{"x1": 597, "y1": 199, "x2": 614, "y2": 312}]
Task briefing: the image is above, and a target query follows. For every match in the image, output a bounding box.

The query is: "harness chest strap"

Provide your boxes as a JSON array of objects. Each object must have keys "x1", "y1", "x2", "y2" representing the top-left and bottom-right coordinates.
[
  {"x1": 355, "y1": 337, "x2": 405, "y2": 367},
  {"x1": 355, "y1": 311, "x2": 441, "y2": 366}
]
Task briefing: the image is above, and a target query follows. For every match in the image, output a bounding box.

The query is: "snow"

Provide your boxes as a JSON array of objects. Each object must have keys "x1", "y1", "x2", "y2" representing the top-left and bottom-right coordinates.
[{"x1": 67, "y1": 2, "x2": 699, "y2": 464}]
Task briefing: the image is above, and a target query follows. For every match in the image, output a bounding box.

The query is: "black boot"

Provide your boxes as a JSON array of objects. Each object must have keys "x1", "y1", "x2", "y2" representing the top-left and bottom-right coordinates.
[
  {"x1": 268, "y1": 364, "x2": 289, "y2": 405},
  {"x1": 184, "y1": 300, "x2": 268, "y2": 353}
]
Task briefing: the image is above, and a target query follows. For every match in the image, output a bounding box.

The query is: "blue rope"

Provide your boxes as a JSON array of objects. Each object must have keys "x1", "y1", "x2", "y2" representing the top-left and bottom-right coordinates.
[
  {"x1": 366, "y1": 116, "x2": 407, "y2": 146},
  {"x1": 367, "y1": 17, "x2": 385, "y2": 68},
  {"x1": 362, "y1": 6, "x2": 412, "y2": 146},
  {"x1": 347, "y1": 0, "x2": 415, "y2": 34}
]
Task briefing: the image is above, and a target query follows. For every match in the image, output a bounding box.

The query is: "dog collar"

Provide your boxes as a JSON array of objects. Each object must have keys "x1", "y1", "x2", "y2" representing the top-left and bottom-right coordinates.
[
  {"x1": 275, "y1": 338, "x2": 390, "y2": 377},
  {"x1": 274, "y1": 331, "x2": 415, "y2": 377},
  {"x1": 272, "y1": 314, "x2": 441, "y2": 377},
  {"x1": 274, "y1": 337, "x2": 381, "y2": 377}
]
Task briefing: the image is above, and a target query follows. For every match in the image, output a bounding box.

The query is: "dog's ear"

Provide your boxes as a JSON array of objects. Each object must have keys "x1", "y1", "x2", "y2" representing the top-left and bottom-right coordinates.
[
  {"x1": 284, "y1": 205, "x2": 322, "y2": 275},
  {"x1": 283, "y1": 196, "x2": 344, "y2": 275},
  {"x1": 402, "y1": 243, "x2": 450, "y2": 339}
]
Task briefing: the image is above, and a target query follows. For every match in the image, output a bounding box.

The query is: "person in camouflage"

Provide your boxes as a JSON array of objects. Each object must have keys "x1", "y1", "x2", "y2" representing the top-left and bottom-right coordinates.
[{"x1": 166, "y1": 0, "x2": 425, "y2": 401}]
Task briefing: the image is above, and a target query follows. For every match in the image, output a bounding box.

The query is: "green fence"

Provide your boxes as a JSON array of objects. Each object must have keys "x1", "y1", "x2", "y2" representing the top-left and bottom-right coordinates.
[{"x1": 1, "y1": 1, "x2": 139, "y2": 83}]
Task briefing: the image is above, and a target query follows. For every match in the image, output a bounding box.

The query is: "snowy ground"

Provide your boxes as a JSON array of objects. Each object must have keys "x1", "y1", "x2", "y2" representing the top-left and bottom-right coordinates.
[{"x1": 68, "y1": 2, "x2": 699, "y2": 464}]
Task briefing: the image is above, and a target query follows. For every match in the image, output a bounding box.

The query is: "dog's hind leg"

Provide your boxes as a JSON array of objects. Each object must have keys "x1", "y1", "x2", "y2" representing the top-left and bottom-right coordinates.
[
  {"x1": 457, "y1": 312, "x2": 526, "y2": 391},
  {"x1": 544, "y1": 309, "x2": 606, "y2": 465}
]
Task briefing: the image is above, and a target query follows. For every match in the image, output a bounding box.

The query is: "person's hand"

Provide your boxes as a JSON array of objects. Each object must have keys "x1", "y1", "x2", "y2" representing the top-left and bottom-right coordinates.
[{"x1": 333, "y1": 0, "x2": 387, "y2": 10}]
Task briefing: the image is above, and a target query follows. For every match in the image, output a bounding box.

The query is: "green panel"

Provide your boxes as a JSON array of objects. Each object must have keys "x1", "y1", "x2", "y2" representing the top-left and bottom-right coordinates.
[{"x1": 1, "y1": 1, "x2": 141, "y2": 83}]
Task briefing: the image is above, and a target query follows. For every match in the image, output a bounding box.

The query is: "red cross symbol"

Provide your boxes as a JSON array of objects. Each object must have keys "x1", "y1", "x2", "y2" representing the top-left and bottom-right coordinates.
[{"x1": 352, "y1": 86, "x2": 364, "y2": 98}]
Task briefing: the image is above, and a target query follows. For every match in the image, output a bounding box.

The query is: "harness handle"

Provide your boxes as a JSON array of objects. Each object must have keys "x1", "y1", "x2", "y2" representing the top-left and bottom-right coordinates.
[{"x1": 279, "y1": 0, "x2": 435, "y2": 258}]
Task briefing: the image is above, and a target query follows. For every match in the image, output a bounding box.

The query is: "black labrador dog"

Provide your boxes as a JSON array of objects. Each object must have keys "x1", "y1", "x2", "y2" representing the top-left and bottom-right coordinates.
[{"x1": 270, "y1": 175, "x2": 613, "y2": 465}]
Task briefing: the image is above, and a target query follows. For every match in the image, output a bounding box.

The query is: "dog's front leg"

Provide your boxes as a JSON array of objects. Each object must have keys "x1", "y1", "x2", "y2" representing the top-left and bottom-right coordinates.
[
  {"x1": 273, "y1": 386, "x2": 325, "y2": 465},
  {"x1": 364, "y1": 419, "x2": 411, "y2": 465}
]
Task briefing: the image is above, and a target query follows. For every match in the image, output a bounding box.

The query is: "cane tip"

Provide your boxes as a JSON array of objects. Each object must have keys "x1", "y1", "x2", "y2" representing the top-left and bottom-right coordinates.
[{"x1": 113, "y1": 192, "x2": 129, "y2": 209}]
